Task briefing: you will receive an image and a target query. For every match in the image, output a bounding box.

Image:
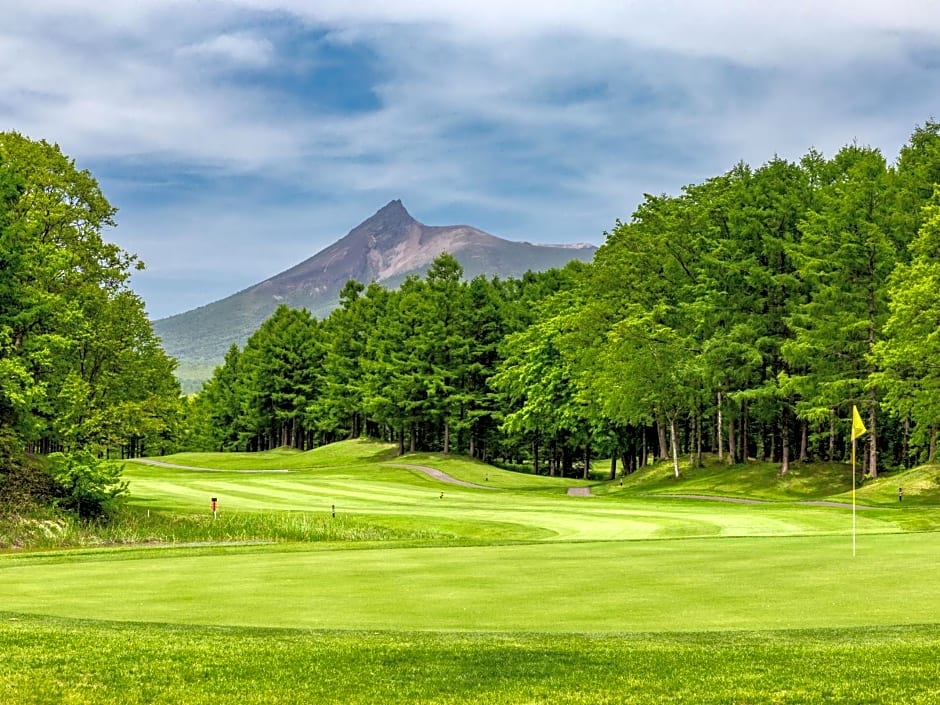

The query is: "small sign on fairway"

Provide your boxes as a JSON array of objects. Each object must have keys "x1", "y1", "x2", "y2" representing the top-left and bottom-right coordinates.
[{"x1": 211, "y1": 497, "x2": 218, "y2": 519}]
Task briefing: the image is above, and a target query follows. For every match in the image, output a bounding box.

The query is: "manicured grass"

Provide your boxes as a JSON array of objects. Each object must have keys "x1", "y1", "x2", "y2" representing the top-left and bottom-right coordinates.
[
  {"x1": 156, "y1": 440, "x2": 399, "y2": 471},
  {"x1": 112, "y1": 440, "x2": 939, "y2": 546},
  {"x1": 3, "y1": 532, "x2": 939, "y2": 632},
  {"x1": 849, "y1": 463, "x2": 940, "y2": 506},
  {"x1": 3, "y1": 615, "x2": 940, "y2": 704},
  {"x1": 7, "y1": 439, "x2": 940, "y2": 703}
]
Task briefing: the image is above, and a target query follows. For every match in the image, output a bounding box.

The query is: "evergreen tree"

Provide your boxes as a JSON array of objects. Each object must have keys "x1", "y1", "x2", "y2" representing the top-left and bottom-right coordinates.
[{"x1": 784, "y1": 145, "x2": 897, "y2": 476}]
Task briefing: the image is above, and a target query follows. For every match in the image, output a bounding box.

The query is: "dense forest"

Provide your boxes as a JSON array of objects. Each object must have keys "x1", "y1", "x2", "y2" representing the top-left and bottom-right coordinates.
[
  {"x1": 191, "y1": 122, "x2": 940, "y2": 479},
  {"x1": 4, "y1": 122, "x2": 940, "y2": 507}
]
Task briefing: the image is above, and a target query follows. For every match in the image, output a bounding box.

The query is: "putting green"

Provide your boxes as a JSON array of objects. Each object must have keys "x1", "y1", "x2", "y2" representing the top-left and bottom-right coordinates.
[{"x1": 3, "y1": 532, "x2": 938, "y2": 632}]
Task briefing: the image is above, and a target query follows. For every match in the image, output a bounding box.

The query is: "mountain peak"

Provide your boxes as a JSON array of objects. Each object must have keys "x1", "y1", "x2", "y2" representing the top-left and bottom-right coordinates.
[
  {"x1": 361, "y1": 199, "x2": 416, "y2": 230},
  {"x1": 154, "y1": 201, "x2": 597, "y2": 380},
  {"x1": 379, "y1": 198, "x2": 407, "y2": 215}
]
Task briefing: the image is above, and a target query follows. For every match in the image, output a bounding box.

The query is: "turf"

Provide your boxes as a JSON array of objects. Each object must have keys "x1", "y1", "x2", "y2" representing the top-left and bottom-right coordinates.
[
  {"x1": 3, "y1": 616, "x2": 940, "y2": 704},
  {"x1": 5, "y1": 438, "x2": 940, "y2": 703},
  {"x1": 1, "y1": 532, "x2": 937, "y2": 632}
]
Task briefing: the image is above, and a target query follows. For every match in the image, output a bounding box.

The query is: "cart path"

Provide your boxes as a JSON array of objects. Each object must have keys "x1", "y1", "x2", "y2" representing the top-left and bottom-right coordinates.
[
  {"x1": 566, "y1": 486, "x2": 592, "y2": 497},
  {"x1": 383, "y1": 464, "x2": 497, "y2": 490}
]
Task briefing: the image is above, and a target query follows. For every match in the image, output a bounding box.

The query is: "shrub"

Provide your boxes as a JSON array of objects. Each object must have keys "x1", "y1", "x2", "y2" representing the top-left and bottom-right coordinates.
[
  {"x1": 0, "y1": 429, "x2": 58, "y2": 507},
  {"x1": 46, "y1": 451, "x2": 127, "y2": 518}
]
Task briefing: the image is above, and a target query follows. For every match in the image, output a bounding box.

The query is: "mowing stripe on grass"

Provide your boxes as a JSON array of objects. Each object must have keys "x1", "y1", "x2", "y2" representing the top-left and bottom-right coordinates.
[{"x1": 2, "y1": 532, "x2": 938, "y2": 633}]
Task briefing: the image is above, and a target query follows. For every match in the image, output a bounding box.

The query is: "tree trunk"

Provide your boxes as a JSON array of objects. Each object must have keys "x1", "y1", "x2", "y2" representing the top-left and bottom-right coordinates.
[
  {"x1": 742, "y1": 401, "x2": 749, "y2": 462},
  {"x1": 727, "y1": 417, "x2": 737, "y2": 465},
  {"x1": 669, "y1": 416, "x2": 680, "y2": 478},
  {"x1": 717, "y1": 392, "x2": 723, "y2": 461},
  {"x1": 828, "y1": 414, "x2": 836, "y2": 462},
  {"x1": 799, "y1": 420, "x2": 808, "y2": 463},
  {"x1": 867, "y1": 401, "x2": 878, "y2": 478},
  {"x1": 696, "y1": 412, "x2": 702, "y2": 468},
  {"x1": 657, "y1": 419, "x2": 669, "y2": 461},
  {"x1": 902, "y1": 415, "x2": 910, "y2": 468},
  {"x1": 562, "y1": 446, "x2": 573, "y2": 476},
  {"x1": 443, "y1": 420, "x2": 450, "y2": 454},
  {"x1": 609, "y1": 455, "x2": 617, "y2": 480},
  {"x1": 533, "y1": 436, "x2": 540, "y2": 475},
  {"x1": 583, "y1": 444, "x2": 591, "y2": 480},
  {"x1": 780, "y1": 405, "x2": 790, "y2": 475}
]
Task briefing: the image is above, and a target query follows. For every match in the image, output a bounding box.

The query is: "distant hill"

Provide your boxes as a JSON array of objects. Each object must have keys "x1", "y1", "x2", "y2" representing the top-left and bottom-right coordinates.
[{"x1": 154, "y1": 200, "x2": 596, "y2": 383}]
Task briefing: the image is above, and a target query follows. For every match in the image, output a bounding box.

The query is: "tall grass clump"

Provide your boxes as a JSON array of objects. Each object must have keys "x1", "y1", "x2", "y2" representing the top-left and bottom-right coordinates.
[{"x1": 1, "y1": 509, "x2": 445, "y2": 551}]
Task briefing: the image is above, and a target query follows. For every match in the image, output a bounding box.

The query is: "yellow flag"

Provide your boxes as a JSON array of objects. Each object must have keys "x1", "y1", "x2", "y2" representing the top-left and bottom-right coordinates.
[{"x1": 851, "y1": 405, "x2": 867, "y2": 441}]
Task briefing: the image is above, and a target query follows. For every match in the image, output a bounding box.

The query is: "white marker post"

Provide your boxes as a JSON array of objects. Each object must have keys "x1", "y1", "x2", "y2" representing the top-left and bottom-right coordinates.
[{"x1": 211, "y1": 496, "x2": 218, "y2": 520}]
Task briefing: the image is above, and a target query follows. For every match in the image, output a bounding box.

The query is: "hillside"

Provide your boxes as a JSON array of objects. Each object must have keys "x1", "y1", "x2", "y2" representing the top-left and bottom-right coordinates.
[{"x1": 154, "y1": 200, "x2": 595, "y2": 382}]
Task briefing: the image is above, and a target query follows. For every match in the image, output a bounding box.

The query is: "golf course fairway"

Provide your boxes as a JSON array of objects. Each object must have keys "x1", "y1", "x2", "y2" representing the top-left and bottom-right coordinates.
[
  {"x1": 2, "y1": 533, "x2": 938, "y2": 632},
  {"x1": 3, "y1": 440, "x2": 940, "y2": 703}
]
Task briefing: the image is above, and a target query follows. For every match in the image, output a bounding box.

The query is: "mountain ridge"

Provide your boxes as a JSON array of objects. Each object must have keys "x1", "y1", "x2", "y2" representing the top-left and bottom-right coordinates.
[{"x1": 154, "y1": 200, "x2": 596, "y2": 380}]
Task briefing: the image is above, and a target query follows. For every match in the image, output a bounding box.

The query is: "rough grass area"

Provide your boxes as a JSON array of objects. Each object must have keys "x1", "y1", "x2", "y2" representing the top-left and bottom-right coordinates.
[
  {"x1": 2, "y1": 615, "x2": 939, "y2": 704},
  {"x1": 602, "y1": 456, "x2": 857, "y2": 500},
  {"x1": 0, "y1": 508, "x2": 447, "y2": 551}
]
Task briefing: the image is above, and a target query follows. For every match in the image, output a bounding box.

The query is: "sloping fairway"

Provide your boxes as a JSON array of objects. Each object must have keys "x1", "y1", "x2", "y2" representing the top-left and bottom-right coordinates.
[{"x1": 4, "y1": 439, "x2": 940, "y2": 703}]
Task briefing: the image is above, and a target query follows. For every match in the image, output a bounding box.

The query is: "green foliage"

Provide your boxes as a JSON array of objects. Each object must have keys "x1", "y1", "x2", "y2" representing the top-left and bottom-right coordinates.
[
  {"x1": 0, "y1": 132, "x2": 180, "y2": 461},
  {"x1": 876, "y1": 191, "x2": 940, "y2": 459},
  {"x1": 784, "y1": 145, "x2": 897, "y2": 475},
  {"x1": 46, "y1": 451, "x2": 127, "y2": 518},
  {"x1": 182, "y1": 119, "x2": 940, "y2": 475},
  {"x1": 191, "y1": 256, "x2": 575, "y2": 461}
]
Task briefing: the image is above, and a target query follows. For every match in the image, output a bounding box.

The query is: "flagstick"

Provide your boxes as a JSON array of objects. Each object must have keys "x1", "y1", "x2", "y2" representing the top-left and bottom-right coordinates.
[{"x1": 852, "y1": 439, "x2": 856, "y2": 558}]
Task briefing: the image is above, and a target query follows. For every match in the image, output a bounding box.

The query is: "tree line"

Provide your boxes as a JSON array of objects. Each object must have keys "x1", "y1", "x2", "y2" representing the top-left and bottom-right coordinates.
[
  {"x1": 6, "y1": 122, "x2": 940, "y2": 492},
  {"x1": 192, "y1": 121, "x2": 940, "y2": 478},
  {"x1": 192, "y1": 258, "x2": 582, "y2": 468}
]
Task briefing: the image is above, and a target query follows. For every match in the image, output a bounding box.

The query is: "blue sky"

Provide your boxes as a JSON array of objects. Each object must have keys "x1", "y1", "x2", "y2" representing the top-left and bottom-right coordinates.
[{"x1": 3, "y1": 1, "x2": 940, "y2": 319}]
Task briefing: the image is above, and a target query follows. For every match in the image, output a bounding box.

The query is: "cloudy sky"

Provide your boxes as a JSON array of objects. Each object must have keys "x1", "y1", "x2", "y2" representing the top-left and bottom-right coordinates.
[{"x1": 3, "y1": 1, "x2": 939, "y2": 319}]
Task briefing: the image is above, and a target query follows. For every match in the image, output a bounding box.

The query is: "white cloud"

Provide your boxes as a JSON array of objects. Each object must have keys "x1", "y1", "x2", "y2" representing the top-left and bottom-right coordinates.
[
  {"x1": 179, "y1": 32, "x2": 275, "y2": 67},
  {"x1": 233, "y1": 0, "x2": 940, "y2": 65},
  {"x1": 4, "y1": 0, "x2": 940, "y2": 317}
]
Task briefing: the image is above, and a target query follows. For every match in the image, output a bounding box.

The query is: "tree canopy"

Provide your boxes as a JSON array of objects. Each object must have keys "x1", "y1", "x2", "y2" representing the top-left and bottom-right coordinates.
[{"x1": 0, "y1": 132, "x2": 180, "y2": 474}]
